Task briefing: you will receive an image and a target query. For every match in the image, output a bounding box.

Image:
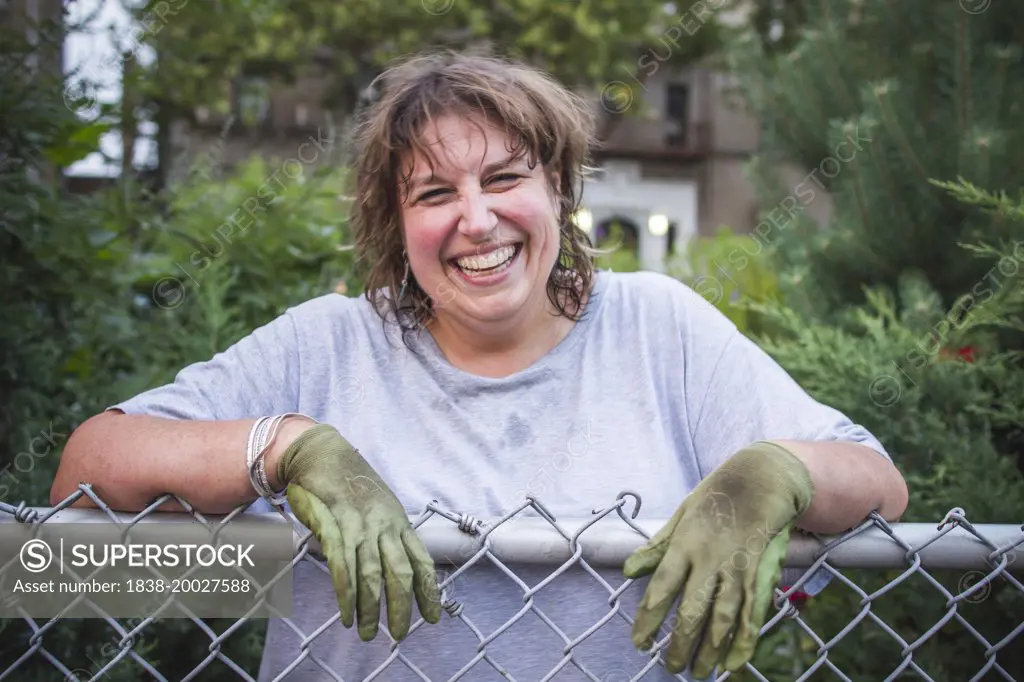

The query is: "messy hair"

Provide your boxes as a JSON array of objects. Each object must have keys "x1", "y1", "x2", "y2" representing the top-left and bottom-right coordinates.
[{"x1": 348, "y1": 49, "x2": 600, "y2": 336}]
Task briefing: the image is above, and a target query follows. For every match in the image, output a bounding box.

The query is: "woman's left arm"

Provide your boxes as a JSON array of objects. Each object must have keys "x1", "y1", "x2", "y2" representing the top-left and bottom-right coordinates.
[{"x1": 771, "y1": 439, "x2": 910, "y2": 535}]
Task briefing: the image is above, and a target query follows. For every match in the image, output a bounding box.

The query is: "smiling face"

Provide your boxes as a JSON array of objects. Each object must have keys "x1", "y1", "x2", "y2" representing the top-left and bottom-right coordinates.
[{"x1": 399, "y1": 114, "x2": 563, "y2": 332}]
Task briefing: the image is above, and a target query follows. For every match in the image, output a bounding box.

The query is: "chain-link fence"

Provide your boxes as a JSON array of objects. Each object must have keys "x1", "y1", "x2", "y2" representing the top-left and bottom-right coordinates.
[{"x1": 1, "y1": 485, "x2": 1022, "y2": 681}]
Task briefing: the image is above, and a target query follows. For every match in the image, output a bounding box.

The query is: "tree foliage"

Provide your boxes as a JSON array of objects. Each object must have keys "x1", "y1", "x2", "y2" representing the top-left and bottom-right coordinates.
[
  {"x1": 134, "y1": 0, "x2": 718, "y2": 106},
  {"x1": 723, "y1": 0, "x2": 1024, "y2": 316}
]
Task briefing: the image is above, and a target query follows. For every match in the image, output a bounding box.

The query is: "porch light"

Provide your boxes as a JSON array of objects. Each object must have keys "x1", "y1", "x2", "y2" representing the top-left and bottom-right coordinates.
[{"x1": 648, "y1": 213, "x2": 669, "y2": 236}]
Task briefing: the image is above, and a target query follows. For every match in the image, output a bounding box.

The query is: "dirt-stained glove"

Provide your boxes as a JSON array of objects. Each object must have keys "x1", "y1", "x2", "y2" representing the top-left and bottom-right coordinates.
[
  {"x1": 623, "y1": 441, "x2": 814, "y2": 678},
  {"x1": 276, "y1": 423, "x2": 442, "y2": 641}
]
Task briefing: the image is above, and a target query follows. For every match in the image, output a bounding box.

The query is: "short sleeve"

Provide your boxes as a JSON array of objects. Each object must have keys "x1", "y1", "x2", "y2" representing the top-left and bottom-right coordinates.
[
  {"x1": 683, "y1": 307, "x2": 890, "y2": 479},
  {"x1": 108, "y1": 311, "x2": 302, "y2": 422}
]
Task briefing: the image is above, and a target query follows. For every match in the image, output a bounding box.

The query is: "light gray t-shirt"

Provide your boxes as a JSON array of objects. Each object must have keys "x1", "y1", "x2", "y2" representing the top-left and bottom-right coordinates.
[{"x1": 110, "y1": 269, "x2": 889, "y2": 681}]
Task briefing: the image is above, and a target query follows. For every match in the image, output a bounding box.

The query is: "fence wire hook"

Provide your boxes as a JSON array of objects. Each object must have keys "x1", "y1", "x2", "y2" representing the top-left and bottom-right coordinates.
[
  {"x1": 615, "y1": 490, "x2": 643, "y2": 520},
  {"x1": 591, "y1": 491, "x2": 641, "y2": 518},
  {"x1": 524, "y1": 495, "x2": 558, "y2": 525},
  {"x1": 938, "y1": 506, "x2": 966, "y2": 531}
]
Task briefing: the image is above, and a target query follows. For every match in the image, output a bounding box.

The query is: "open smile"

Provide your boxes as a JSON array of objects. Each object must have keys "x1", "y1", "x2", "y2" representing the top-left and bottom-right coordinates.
[{"x1": 448, "y1": 242, "x2": 523, "y2": 278}]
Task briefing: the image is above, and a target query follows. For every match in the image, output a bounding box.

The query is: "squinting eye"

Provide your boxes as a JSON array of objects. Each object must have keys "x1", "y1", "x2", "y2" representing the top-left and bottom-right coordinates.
[
  {"x1": 489, "y1": 173, "x2": 522, "y2": 184},
  {"x1": 417, "y1": 188, "x2": 449, "y2": 202}
]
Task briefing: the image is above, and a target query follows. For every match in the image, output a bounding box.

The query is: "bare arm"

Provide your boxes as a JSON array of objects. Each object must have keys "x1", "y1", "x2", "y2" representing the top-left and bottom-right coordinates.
[
  {"x1": 50, "y1": 410, "x2": 315, "y2": 514},
  {"x1": 772, "y1": 439, "x2": 909, "y2": 535}
]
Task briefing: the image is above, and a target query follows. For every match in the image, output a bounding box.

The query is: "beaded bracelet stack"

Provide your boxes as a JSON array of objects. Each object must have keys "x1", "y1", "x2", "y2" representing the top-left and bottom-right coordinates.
[{"x1": 246, "y1": 413, "x2": 314, "y2": 505}]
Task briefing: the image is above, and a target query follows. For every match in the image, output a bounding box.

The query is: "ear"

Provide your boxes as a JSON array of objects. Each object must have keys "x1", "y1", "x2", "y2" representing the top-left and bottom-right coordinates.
[{"x1": 545, "y1": 164, "x2": 564, "y2": 211}]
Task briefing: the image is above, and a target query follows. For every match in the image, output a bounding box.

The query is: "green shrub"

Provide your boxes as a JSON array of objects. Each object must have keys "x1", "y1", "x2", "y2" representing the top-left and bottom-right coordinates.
[
  {"x1": 1, "y1": 61, "x2": 358, "y2": 675},
  {"x1": 667, "y1": 228, "x2": 783, "y2": 337},
  {"x1": 735, "y1": 182, "x2": 1024, "y2": 680},
  {"x1": 125, "y1": 149, "x2": 358, "y2": 389}
]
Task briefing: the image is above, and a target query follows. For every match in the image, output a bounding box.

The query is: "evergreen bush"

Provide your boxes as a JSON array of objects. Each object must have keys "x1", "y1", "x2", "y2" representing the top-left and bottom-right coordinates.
[{"x1": 713, "y1": 0, "x2": 1024, "y2": 675}]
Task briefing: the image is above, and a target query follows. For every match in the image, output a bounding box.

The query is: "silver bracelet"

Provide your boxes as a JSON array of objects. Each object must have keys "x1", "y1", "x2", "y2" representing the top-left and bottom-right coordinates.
[
  {"x1": 246, "y1": 413, "x2": 317, "y2": 505},
  {"x1": 246, "y1": 416, "x2": 275, "y2": 501}
]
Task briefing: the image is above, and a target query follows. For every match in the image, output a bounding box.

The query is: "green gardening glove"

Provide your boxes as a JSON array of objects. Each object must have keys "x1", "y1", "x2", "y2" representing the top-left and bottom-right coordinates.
[
  {"x1": 623, "y1": 441, "x2": 814, "y2": 678},
  {"x1": 277, "y1": 423, "x2": 442, "y2": 641}
]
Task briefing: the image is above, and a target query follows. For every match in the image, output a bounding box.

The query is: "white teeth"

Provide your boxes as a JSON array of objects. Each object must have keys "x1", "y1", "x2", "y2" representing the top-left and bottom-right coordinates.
[{"x1": 455, "y1": 245, "x2": 516, "y2": 272}]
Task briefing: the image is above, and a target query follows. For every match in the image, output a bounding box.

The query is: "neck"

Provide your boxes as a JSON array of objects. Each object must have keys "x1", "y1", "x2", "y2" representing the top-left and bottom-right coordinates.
[{"x1": 426, "y1": 286, "x2": 584, "y2": 379}]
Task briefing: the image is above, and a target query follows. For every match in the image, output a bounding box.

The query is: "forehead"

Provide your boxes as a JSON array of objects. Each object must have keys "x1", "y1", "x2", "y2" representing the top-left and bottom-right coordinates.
[{"x1": 401, "y1": 114, "x2": 530, "y2": 180}]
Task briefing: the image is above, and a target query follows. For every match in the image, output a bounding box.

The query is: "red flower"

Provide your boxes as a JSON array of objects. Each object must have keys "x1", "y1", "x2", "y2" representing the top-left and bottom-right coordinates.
[
  {"x1": 956, "y1": 345, "x2": 976, "y2": 363},
  {"x1": 782, "y1": 587, "x2": 811, "y2": 608},
  {"x1": 939, "y1": 345, "x2": 977, "y2": 363}
]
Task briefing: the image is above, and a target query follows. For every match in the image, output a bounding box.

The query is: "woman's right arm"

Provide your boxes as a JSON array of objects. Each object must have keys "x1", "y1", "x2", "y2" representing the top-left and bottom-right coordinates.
[
  {"x1": 49, "y1": 306, "x2": 315, "y2": 514},
  {"x1": 47, "y1": 302, "x2": 443, "y2": 641},
  {"x1": 51, "y1": 410, "x2": 316, "y2": 514}
]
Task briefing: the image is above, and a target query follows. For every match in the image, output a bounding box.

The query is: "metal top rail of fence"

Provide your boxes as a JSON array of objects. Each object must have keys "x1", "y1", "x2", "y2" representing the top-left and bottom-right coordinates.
[{"x1": 0, "y1": 486, "x2": 1022, "y2": 682}]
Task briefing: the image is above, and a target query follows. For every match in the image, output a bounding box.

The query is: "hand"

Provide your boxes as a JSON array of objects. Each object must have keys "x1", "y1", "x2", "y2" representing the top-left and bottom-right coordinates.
[
  {"x1": 623, "y1": 441, "x2": 814, "y2": 678},
  {"x1": 275, "y1": 423, "x2": 442, "y2": 641}
]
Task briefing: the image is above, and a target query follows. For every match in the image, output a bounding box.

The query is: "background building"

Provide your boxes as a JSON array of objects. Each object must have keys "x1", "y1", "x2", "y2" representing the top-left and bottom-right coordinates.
[{"x1": 578, "y1": 61, "x2": 763, "y2": 272}]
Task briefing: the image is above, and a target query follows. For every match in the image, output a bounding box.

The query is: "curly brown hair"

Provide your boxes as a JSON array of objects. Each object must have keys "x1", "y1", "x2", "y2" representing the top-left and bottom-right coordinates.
[{"x1": 347, "y1": 49, "x2": 600, "y2": 337}]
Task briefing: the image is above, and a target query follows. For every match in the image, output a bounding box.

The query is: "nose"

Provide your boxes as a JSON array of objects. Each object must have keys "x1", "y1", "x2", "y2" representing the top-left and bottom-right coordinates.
[{"x1": 457, "y1": 189, "x2": 498, "y2": 239}]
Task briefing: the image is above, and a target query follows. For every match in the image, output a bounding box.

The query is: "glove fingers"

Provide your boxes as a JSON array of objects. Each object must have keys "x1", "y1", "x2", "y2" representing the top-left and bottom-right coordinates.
[
  {"x1": 723, "y1": 524, "x2": 792, "y2": 672},
  {"x1": 663, "y1": 570, "x2": 716, "y2": 674},
  {"x1": 623, "y1": 540, "x2": 669, "y2": 580},
  {"x1": 379, "y1": 529, "x2": 415, "y2": 641},
  {"x1": 631, "y1": 548, "x2": 690, "y2": 650},
  {"x1": 286, "y1": 485, "x2": 354, "y2": 627},
  {"x1": 356, "y1": 526, "x2": 383, "y2": 641},
  {"x1": 690, "y1": 572, "x2": 743, "y2": 679},
  {"x1": 623, "y1": 504, "x2": 687, "y2": 580},
  {"x1": 402, "y1": 526, "x2": 442, "y2": 625},
  {"x1": 342, "y1": 516, "x2": 360, "y2": 630}
]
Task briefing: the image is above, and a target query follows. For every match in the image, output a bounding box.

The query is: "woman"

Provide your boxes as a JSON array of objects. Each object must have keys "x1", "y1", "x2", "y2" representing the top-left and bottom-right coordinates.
[{"x1": 52, "y1": 51, "x2": 908, "y2": 681}]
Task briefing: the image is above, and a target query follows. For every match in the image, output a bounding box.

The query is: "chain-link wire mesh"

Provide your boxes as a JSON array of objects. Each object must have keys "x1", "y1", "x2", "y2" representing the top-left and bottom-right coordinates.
[{"x1": 0, "y1": 485, "x2": 1021, "y2": 682}]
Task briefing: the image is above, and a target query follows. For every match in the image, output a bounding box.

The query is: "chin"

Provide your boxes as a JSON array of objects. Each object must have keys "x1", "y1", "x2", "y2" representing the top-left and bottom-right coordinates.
[{"x1": 450, "y1": 279, "x2": 535, "y2": 323}]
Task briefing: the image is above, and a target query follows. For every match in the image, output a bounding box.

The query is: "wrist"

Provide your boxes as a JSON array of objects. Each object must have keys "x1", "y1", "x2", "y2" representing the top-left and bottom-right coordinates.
[
  {"x1": 745, "y1": 441, "x2": 815, "y2": 507},
  {"x1": 265, "y1": 415, "x2": 317, "y2": 490},
  {"x1": 707, "y1": 442, "x2": 814, "y2": 515}
]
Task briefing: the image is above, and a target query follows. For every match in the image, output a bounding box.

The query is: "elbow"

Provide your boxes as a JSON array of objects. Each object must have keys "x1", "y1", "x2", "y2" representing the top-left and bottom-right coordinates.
[
  {"x1": 49, "y1": 411, "x2": 116, "y2": 507},
  {"x1": 853, "y1": 446, "x2": 909, "y2": 524},
  {"x1": 881, "y1": 463, "x2": 910, "y2": 523},
  {"x1": 49, "y1": 424, "x2": 86, "y2": 506},
  {"x1": 848, "y1": 443, "x2": 910, "y2": 524}
]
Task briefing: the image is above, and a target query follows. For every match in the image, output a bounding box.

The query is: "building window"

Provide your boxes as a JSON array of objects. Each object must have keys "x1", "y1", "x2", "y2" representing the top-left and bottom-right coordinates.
[
  {"x1": 666, "y1": 84, "x2": 689, "y2": 147},
  {"x1": 235, "y1": 76, "x2": 271, "y2": 128}
]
